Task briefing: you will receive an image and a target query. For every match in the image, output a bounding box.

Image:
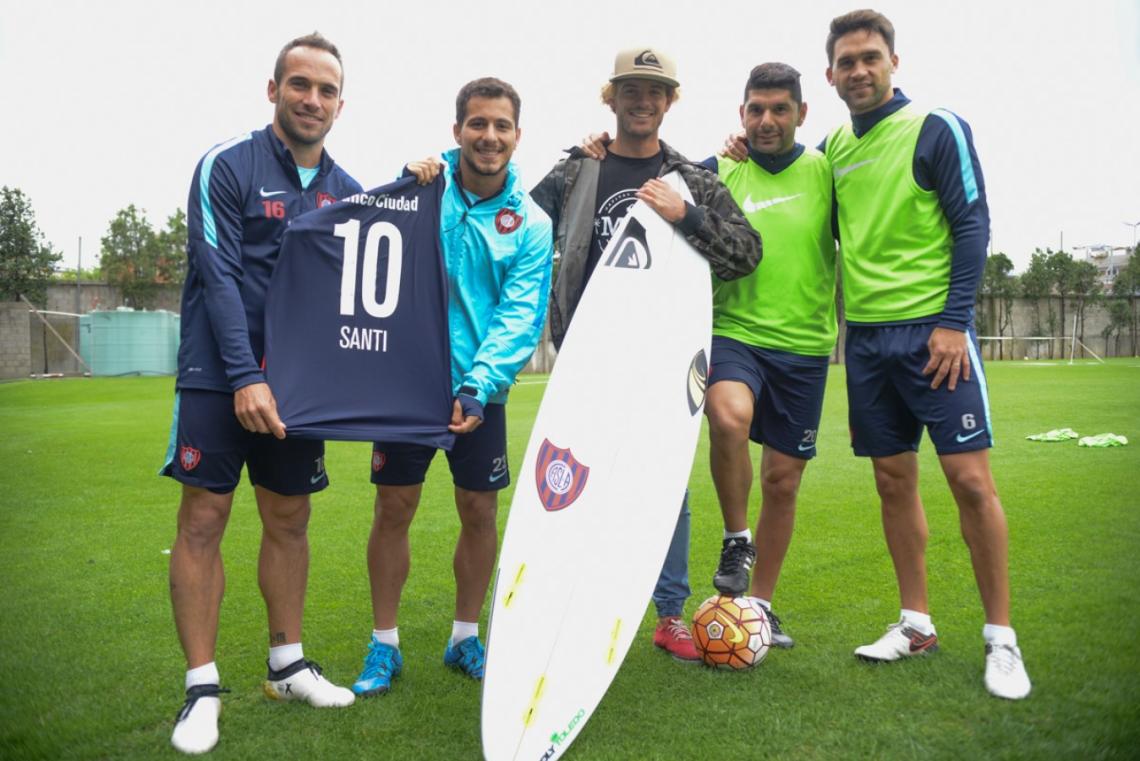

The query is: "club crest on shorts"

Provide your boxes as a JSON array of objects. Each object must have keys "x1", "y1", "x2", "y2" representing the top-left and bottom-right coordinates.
[
  {"x1": 317, "y1": 192, "x2": 337, "y2": 208},
  {"x1": 687, "y1": 349, "x2": 708, "y2": 415},
  {"x1": 372, "y1": 451, "x2": 386, "y2": 473},
  {"x1": 495, "y1": 208, "x2": 522, "y2": 234},
  {"x1": 535, "y1": 439, "x2": 589, "y2": 512},
  {"x1": 179, "y1": 445, "x2": 201, "y2": 472},
  {"x1": 604, "y1": 217, "x2": 652, "y2": 270}
]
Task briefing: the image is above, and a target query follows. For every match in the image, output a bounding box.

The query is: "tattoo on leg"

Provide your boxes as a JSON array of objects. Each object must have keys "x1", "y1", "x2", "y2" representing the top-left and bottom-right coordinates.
[{"x1": 271, "y1": 631, "x2": 287, "y2": 645}]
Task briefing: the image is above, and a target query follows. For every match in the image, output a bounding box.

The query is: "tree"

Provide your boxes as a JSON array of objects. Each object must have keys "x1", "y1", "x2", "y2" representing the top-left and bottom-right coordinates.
[
  {"x1": 1046, "y1": 248, "x2": 1075, "y2": 346},
  {"x1": 156, "y1": 208, "x2": 187, "y2": 286},
  {"x1": 1102, "y1": 299, "x2": 1131, "y2": 356},
  {"x1": 1020, "y1": 250, "x2": 1055, "y2": 357},
  {"x1": 1111, "y1": 244, "x2": 1140, "y2": 356},
  {"x1": 100, "y1": 205, "x2": 161, "y2": 308},
  {"x1": 1068, "y1": 260, "x2": 1100, "y2": 356},
  {"x1": 0, "y1": 186, "x2": 61, "y2": 304},
  {"x1": 980, "y1": 252, "x2": 1015, "y2": 359}
]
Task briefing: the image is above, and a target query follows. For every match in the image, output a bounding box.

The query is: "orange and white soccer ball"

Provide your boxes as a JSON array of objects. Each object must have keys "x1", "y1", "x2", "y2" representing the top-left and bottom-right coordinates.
[{"x1": 691, "y1": 595, "x2": 772, "y2": 669}]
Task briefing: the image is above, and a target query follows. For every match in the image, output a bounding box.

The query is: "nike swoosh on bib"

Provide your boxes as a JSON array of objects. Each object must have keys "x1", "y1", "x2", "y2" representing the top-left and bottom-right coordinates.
[
  {"x1": 260, "y1": 187, "x2": 287, "y2": 197},
  {"x1": 833, "y1": 158, "x2": 879, "y2": 179},
  {"x1": 742, "y1": 193, "x2": 802, "y2": 214}
]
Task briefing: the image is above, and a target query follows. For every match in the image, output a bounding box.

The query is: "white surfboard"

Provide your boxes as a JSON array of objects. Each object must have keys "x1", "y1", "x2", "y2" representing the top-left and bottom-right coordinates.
[{"x1": 482, "y1": 172, "x2": 712, "y2": 761}]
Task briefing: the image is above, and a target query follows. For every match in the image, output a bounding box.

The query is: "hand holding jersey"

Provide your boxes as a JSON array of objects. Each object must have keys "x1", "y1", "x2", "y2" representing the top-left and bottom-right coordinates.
[
  {"x1": 164, "y1": 34, "x2": 360, "y2": 756},
  {"x1": 352, "y1": 79, "x2": 554, "y2": 701}
]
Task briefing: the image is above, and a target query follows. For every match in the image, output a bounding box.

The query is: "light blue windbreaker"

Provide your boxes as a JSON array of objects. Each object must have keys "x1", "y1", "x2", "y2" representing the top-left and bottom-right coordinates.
[{"x1": 439, "y1": 148, "x2": 554, "y2": 406}]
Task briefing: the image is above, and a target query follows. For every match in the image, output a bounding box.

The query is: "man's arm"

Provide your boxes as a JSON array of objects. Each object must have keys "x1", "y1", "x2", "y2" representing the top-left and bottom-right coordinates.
[
  {"x1": 529, "y1": 165, "x2": 564, "y2": 235},
  {"x1": 189, "y1": 151, "x2": 284, "y2": 436},
  {"x1": 461, "y1": 214, "x2": 554, "y2": 406},
  {"x1": 678, "y1": 165, "x2": 763, "y2": 281},
  {"x1": 916, "y1": 109, "x2": 990, "y2": 391}
]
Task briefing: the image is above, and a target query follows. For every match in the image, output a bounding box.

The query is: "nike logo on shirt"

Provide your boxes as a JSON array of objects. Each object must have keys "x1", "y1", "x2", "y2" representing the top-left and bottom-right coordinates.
[
  {"x1": 260, "y1": 187, "x2": 287, "y2": 197},
  {"x1": 742, "y1": 194, "x2": 802, "y2": 214},
  {"x1": 833, "y1": 158, "x2": 879, "y2": 178}
]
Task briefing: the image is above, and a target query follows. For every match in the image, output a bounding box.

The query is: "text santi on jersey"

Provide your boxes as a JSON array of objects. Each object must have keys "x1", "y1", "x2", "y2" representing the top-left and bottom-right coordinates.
[{"x1": 339, "y1": 326, "x2": 388, "y2": 352}]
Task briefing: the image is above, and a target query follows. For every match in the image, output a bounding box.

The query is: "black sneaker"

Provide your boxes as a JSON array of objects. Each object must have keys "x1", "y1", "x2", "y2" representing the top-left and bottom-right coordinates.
[
  {"x1": 764, "y1": 607, "x2": 795, "y2": 649},
  {"x1": 712, "y1": 537, "x2": 756, "y2": 596}
]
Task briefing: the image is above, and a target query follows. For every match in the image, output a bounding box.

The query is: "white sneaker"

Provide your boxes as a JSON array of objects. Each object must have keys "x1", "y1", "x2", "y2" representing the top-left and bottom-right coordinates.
[
  {"x1": 854, "y1": 619, "x2": 939, "y2": 662},
  {"x1": 171, "y1": 684, "x2": 227, "y2": 755},
  {"x1": 984, "y1": 643, "x2": 1031, "y2": 700},
  {"x1": 263, "y1": 659, "x2": 355, "y2": 707}
]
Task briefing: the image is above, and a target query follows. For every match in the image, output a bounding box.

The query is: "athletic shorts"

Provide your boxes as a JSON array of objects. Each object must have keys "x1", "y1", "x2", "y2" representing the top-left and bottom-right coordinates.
[
  {"x1": 707, "y1": 335, "x2": 830, "y2": 459},
  {"x1": 159, "y1": 389, "x2": 329, "y2": 495},
  {"x1": 371, "y1": 403, "x2": 508, "y2": 492},
  {"x1": 845, "y1": 323, "x2": 994, "y2": 457}
]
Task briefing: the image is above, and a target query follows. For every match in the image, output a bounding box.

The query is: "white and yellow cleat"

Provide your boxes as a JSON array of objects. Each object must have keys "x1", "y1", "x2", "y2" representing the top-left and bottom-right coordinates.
[
  {"x1": 984, "y1": 644, "x2": 1032, "y2": 700},
  {"x1": 263, "y1": 659, "x2": 355, "y2": 708}
]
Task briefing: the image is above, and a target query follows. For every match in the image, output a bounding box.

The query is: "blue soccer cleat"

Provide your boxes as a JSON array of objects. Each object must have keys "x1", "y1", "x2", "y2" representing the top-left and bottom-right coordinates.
[
  {"x1": 443, "y1": 635, "x2": 485, "y2": 680},
  {"x1": 352, "y1": 638, "x2": 403, "y2": 697}
]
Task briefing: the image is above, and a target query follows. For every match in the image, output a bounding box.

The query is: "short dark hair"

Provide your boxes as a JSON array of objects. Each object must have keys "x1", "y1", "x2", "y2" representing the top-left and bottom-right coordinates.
[
  {"x1": 455, "y1": 77, "x2": 522, "y2": 126},
  {"x1": 274, "y1": 32, "x2": 343, "y2": 87},
  {"x1": 826, "y1": 9, "x2": 895, "y2": 65},
  {"x1": 743, "y1": 63, "x2": 803, "y2": 105}
]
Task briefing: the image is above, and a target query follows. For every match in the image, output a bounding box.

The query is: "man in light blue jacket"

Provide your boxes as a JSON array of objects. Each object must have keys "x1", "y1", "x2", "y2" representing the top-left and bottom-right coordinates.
[{"x1": 353, "y1": 77, "x2": 553, "y2": 697}]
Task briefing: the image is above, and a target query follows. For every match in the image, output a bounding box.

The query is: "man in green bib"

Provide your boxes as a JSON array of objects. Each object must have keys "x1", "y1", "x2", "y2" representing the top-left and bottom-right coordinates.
[
  {"x1": 701, "y1": 64, "x2": 836, "y2": 651},
  {"x1": 821, "y1": 8, "x2": 1030, "y2": 699}
]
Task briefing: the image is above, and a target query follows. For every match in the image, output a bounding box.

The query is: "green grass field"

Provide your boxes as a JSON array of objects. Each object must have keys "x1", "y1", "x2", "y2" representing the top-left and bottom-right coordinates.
[{"x1": 1, "y1": 360, "x2": 1138, "y2": 760}]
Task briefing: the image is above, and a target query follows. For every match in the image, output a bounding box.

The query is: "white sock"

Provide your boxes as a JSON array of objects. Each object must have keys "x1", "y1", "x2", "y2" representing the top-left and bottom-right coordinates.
[
  {"x1": 900, "y1": 609, "x2": 934, "y2": 635},
  {"x1": 749, "y1": 597, "x2": 772, "y2": 611},
  {"x1": 268, "y1": 642, "x2": 304, "y2": 672},
  {"x1": 450, "y1": 620, "x2": 479, "y2": 646},
  {"x1": 372, "y1": 627, "x2": 399, "y2": 648},
  {"x1": 724, "y1": 528, "x2": 752, "y2": 542},
  {"x1": 983, "y1": 623, "x2": 1017, "y2": 647},
  {"x1": 185, "y1": 662, "x2": 220, "y2": 691}
]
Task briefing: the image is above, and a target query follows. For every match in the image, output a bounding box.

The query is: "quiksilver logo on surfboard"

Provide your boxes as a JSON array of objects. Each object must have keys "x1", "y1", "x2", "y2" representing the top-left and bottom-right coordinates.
[
  {"x1": 604, "y1": 217, "x2": 652, "y2": 270},
  {"x1": 535, "y1": 439, "x2": 590, "y2": 511},
  {"x1": 687, "y1": 349, "x2": 708, "y2": 415}
]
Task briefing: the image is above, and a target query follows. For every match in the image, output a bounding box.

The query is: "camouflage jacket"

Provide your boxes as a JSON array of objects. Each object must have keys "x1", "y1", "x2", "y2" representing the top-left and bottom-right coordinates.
[{"x1": 530, "y1": 141, "x2": 762, "y2": 349}]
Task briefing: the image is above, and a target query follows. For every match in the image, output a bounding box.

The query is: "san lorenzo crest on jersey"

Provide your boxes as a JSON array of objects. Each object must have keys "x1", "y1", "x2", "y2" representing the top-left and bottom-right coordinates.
[
  {"x1": 535, "y1": 439, "x2": 590, "y2": 512},
  {"x1": 179, "y1": 445, "x2": 201, "y2": 472},
  {"x1": 317, "y1": 192, "x2": 337, "y2": 208},
  {"x1": 495, "y1": 208, "x2": 522, "y2": 234},
  {"x1": 687, "y1": 349, "x2": 708, "y2": 415},
  {"x1": 604, "y1": 217, "x2": 652, "y2": 270}
]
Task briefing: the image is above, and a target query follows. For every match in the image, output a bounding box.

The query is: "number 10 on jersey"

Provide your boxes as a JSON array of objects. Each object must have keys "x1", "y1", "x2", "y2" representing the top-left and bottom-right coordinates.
[{"x1": 335, "y1": 219, "x2": 403, "y2": 318}]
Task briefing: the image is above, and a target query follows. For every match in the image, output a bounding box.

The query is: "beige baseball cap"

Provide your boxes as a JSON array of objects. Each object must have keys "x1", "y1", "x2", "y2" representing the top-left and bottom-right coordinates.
[{"x1": 610, "y1": 47, "x2": 679, "y2": 87}]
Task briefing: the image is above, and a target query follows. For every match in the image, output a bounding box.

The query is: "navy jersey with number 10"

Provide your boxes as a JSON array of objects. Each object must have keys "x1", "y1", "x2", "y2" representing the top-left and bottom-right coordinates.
[{"x1": 264, "y1": 176, "x2": 454, "y2": 448}]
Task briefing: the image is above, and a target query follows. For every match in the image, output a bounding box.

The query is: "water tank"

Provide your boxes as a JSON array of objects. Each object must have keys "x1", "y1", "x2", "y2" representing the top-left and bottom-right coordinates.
[{"x1": 79, "y1": 308, "x2": 180, "y2": 376}]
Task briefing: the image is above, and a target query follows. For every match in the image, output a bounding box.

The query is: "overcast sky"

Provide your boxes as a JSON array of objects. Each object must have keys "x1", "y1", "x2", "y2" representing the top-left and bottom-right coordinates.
[{"x1": 4, "y1": 0, "x2": 1139, "y2": 272}]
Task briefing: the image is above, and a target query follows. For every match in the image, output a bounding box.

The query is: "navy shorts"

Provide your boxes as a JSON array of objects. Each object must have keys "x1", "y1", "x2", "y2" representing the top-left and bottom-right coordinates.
[
  {"x1": 160, "y1": 389, "x2": 329, "y2": 495},
  {"x1": 371, "y1": 403, "x2": 509, "y2": 492},
  {"x1": 708, "y1": 336, "x2": 830, "y2": 459},
  {"x1": 845, "y1": 323, "x2": 994, "y2": 457}
]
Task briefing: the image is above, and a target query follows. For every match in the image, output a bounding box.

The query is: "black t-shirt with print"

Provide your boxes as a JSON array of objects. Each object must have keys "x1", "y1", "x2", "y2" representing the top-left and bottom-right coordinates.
[{"x1": 584, "y1": 149, "x2": 664, "y2": 289}]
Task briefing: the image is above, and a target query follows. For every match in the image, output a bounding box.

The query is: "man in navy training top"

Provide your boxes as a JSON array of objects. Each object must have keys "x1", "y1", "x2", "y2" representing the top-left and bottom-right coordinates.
[
  {"x1": 161, "y1": 33, "x2": 362, "y2": 755},
  {"x1": 351, "y1": 78, "x2": 553, "y2": 697}
]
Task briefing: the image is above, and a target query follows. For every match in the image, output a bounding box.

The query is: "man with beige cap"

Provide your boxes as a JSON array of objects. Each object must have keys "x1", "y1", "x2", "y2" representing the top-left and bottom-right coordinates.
[{"x1": 531, "y1": 47, "x2": 761, "y2": 662}]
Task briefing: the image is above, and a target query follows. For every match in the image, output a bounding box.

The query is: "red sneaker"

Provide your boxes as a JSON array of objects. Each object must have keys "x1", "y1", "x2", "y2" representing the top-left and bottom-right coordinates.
[{"x1": 653, "y1": 617, "x2": 700, "y2": 662}]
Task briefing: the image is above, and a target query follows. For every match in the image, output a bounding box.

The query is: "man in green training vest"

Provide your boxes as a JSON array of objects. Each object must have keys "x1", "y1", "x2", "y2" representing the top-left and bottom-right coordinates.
[
  {"x1": 702, "y1": 63, "x2": 836, "y2": 650},
  {"x1": 821, "y1": 8, "x2": 1030, "y2": 699}
]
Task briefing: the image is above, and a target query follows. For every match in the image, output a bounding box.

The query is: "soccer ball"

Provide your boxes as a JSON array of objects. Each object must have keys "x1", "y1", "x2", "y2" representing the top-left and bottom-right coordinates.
[{"x1": 691, "y1": 595, "x2": 772, "y2": 669}]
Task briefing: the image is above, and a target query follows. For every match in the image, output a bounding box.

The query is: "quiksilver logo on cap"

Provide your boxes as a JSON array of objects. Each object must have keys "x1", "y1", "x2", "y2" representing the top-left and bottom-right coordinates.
[{"x1": 634, "y1": 50, "x2": 662, "y2": 70}]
